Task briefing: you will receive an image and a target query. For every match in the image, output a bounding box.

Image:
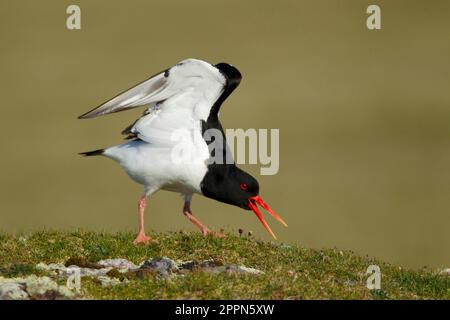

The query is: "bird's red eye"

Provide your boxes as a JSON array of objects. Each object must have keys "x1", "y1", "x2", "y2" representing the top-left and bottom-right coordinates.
[{"x1": 240, "y1": 183, "x2": 248, "y2": 190}]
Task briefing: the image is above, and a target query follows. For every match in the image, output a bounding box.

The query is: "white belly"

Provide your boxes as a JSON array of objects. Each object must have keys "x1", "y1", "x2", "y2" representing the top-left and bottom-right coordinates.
[{"x1": 103, "y1": 139, "x2": 209, "y2": 195}]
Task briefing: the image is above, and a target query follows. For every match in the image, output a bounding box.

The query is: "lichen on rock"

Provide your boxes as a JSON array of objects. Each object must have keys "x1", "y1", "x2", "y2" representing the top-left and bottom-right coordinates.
[
  {"x1": 2, "y1": 257, "x2": 264, "y2": 299},
  {"x1": 0, "y1": 276, "x2": 76, "y2": 300}
]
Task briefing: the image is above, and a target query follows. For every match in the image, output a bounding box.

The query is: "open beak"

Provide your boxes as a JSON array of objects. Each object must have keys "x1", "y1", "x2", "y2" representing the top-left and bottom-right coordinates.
[{"x1": 247, "y1": 196, "x2": 287, "y2": 240}]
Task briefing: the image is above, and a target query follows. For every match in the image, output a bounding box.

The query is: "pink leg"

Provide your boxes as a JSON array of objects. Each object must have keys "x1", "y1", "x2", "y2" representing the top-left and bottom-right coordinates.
[
  {"x1": 183, "y1": 201, "x2": 225, "y2": 238},
  {"x1": 133, "y1": 196, "x2": 158, "y2": 245}
]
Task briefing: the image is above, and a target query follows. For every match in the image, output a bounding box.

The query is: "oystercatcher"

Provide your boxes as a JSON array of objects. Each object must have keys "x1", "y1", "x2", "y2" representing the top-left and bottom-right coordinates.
[{"x1": 79, "y1": 59, "x2": 287, "y2": 244}]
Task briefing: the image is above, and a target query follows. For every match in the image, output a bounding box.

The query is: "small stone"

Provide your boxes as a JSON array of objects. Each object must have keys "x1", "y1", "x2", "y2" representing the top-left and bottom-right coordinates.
[
  {"x1": 140, "y1": 257, "x2": 178, "y2": 276},
  {"x1": 0, "y1": 276, "x2": 75, "y2": 300},
  {"x1": 223, "y1": 265, "x2": 264, "y2": 275},
  {"x1": 179, "y1": 261, "x2": 198, "y2": 271},
  {"x1": 196, "y1": 262, "x2": 264, "y2": 275},
  {"x1": 25, "y1": 276, "x2": 60, "y2": 298},
  {"x1": 236, "y1": 265, "x2": 264, "y2": 275},
  {"x1": 36, "y1": 262, "x2": 110, "y2": 278},
  {"x1": 36, "y1": 262, "x2": 66, "y2": 272},
  {"x1": 97, "y1": 259, "x2": 138, "y2": 271},
  {"x1": 0, "y1": 281, "x2": 28, "y2": 300}
]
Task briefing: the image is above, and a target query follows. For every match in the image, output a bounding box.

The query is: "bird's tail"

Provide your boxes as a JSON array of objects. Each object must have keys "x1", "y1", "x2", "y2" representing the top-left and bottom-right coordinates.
[{"x1": 79, "y1": 148, "x2": 105, "y2": 157}]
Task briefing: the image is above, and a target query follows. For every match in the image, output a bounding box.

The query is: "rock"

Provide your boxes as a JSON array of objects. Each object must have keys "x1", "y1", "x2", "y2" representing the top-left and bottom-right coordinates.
[
  {"x1": 35, "y1": 260, "x2": 135, "y2": 289},
  {"x1": 36, "y1": 262, "x2": 67, "y2": 276},
  {"x1": 0, "y1": 281, "x2": 28, "y2": 300},
  {"x1": 38, "y1": 257, "x2": 264, "y2": 279},
  {"x1": 31, "y1": 256, "x2": 263, "y2": 290},
  {"x1": 0, "y1": 276, "x2": 75, "y2": 300},
  {"x1": 25, "y1": 276, "x2": 75, "y2": 299},
  {"x1": 178, "y1": 260, "x2": 198, "y2": 271},
  {"x1": 38, "y1": 262, "x2": 112, "y2": 277},
  {"x1": 178, "y1": 259, "x2": 263, "y2": 275},
  {"x1": 228, "y1": 265, "x2": 264, "y2": 275},
  {"x1": 25, "y1": 276, "x2": 60, "y2": 297},
  {"x1": 178, "y1": 259, "x2": 222, "y2": 271},
  {"x1": 200, "y1": 264, "x2": 264, "y2": 275},
  {"x1": 98, "y1": 258, "x2": 138, "y2": 271},
  {"x1": 140, "y1": 257, "x2": 178, "y2": 276},
  {"x1": 70, "y1": 266, "x2": 109, "y2": 278}
]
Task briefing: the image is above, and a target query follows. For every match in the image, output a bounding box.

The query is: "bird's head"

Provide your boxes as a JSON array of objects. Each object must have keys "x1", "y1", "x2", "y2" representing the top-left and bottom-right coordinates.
[
  {"x1": 215, "y1": 63, "x2": 242, "y2": 86},
  {"x1": 201, "y1": 166, "x2": 287, "y2": 239}
]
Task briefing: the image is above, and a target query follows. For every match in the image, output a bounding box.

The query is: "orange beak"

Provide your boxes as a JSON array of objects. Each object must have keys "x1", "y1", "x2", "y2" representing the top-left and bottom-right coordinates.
[{"x1": 247, "y1": 195, "x2": 287, "y2": 240}]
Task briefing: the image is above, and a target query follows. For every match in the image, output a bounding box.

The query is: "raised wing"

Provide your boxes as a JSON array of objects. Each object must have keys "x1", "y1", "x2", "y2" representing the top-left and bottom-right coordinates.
[
  {"x1": 78, "y1": 58, "x2": 227, "y2": 120},
  {"x1": 79, "y1": 59, "x2": 242, "y2": 147}
]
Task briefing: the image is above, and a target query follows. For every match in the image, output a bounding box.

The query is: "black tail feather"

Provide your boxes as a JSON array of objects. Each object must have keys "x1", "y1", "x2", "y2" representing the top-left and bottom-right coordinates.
[{"x1": 79, "y1": 148, "x2": 105, "y2": 157}]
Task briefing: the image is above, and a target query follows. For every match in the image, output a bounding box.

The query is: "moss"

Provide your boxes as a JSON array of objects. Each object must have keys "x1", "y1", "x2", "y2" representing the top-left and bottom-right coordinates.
[
  {"x1": 0, "y1": 231, "x2": 448, "y2": 300},
  {"x1": 0, "y1": 263, "x2": 46, "y2": 277},
  {"x1": 106, "y1": 268, "x2": 126, "y2": 281},
  {"x1": 64, "y1": 257, "x2": 102, "y2": 269}
]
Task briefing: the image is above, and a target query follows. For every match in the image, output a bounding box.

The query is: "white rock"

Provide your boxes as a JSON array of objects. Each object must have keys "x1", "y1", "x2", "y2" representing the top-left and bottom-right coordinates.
[
  {"x1": 97, "y1": 258, "x2": 138, "y2": 271},
  {"x1": 67, "y1": 266, "x2": 112, "y2": 277},
  {"x1": 38, "y1": 263, "x2": 112, "y2": 278},
  {"x1": 0, "y1": 276, "x2": 75, "y2": 300},
  {"x1": 233, "y1": 265, "x2": 264, "y2": 275},
  {"x1": 25, "y1": 276, "x2": 60, "y2": 297},
  {"x1": 0, "y1": 281, "x2": 28, "y2": 300},
  {"x1": 36, "y1": 262, "x2": 66, "y2": 276}
]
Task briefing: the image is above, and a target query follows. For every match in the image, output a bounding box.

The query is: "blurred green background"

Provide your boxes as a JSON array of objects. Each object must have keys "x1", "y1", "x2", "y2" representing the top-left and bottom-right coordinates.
[{"x1": 0, "y1": 0, "x2": 449, "y2": 269}]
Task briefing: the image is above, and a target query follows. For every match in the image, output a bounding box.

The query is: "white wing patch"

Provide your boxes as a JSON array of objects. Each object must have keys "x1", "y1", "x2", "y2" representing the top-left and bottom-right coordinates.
[
  {"x1": 79, "y1": 58, "x2": 225, "y2": 119},
  {"x1": 79, "y1": 58, "x2": 226, "y2": 146}
]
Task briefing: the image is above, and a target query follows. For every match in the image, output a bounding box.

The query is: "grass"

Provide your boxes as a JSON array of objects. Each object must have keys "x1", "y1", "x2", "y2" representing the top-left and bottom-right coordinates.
[{"x1": 0, "y1": 231, "x2": 448, "y2": 299}]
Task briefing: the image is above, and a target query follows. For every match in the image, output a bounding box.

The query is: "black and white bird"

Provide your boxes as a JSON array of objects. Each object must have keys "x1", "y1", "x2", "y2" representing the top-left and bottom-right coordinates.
[{"x1": 79, "y1": 58, "x2": 286, "y2": 244}]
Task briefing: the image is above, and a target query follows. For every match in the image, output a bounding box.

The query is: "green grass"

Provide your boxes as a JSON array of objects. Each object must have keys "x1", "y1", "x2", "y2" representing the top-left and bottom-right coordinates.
[{"x1": 0, "y1": 231, "x2": 448, "y2": 299}]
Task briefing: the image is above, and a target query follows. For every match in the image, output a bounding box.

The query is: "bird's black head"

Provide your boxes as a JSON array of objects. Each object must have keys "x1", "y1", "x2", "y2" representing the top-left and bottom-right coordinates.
[
  {"x1": 215, "y1": 63, "x2": 242, "y2": 88},
  {"x1": 201, "y1": 165, "x2": 259, "y2": 210},
  {"x1": 200, "y1": 165, "x2": 287, "y2": 239}
]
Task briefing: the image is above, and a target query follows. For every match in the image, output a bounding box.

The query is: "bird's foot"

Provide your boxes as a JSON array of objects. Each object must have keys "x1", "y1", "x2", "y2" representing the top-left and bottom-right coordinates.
[{"x1": 133, "y1": 233, "x2": 159, "y2": 245}]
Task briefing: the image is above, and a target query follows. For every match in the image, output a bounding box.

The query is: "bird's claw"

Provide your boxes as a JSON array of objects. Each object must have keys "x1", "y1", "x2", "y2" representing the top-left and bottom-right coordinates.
[{"x1": 133, "y1": 233, "x2": 159, "y2": 245}]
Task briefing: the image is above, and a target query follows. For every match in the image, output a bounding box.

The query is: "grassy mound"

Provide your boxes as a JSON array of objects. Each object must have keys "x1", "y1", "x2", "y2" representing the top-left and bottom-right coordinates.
[{"x1": 0, "y1": 231, "x2": 448, "y2": 299}]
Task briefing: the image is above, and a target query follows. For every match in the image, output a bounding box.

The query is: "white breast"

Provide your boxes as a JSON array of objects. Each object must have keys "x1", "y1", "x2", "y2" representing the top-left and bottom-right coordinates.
[{"x1": 104, "y1": 128, "x2": 209, "y2": 195}]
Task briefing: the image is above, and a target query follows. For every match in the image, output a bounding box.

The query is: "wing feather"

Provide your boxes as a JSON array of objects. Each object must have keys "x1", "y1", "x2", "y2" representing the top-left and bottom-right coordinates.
[
  {"x1": 78, "y1": 71, "x2": 168, "y2": 119},
  {"x1": 79, "y1": 58, "x2": 230, "y2": 145}
]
